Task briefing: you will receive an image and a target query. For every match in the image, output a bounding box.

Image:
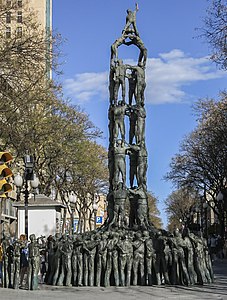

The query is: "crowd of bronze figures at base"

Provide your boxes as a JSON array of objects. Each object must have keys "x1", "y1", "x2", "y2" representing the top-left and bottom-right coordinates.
[
  {"x1": 0, "y1": 228, "x2": 214, "y2": 289},
  {"x1": 0, "y1": 233, "x2": 45, "y2": 290}
]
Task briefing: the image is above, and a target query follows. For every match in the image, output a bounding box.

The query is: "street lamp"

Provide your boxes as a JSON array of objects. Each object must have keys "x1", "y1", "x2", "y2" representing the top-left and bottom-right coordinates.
[
  {"x1": 69, "y1": 192, "x2": 77, "y2": 236},
  {"x1": 179, "y1": 218, "x2": 184, "y2": 232},
  {"x1": 216, "y1": 190, "x2": 225, "y2": 238},
  {"x1": 185, "y1": 213, "x2": 190, "y2": 228},
  {"x1": 30, "y1": 173, "x2": 39, "y2": 192},
  {"x1": 93, "y1": 202, "x2": 98, "y2": 230},
  {"x1": 14, "y1": 154, "x2": 38, "y2": 238},
  {"x1": 194, "y1": 205, "x2": 201, "y2": 232},
  {"x1": 216, "y1": 191, "x2": 224, "y2": 202},
  {"x1": 203, "y1": 202, "x2": 208, "y2": 238},
  {"x1": 190, "y1": 210, "x2": 194, "y2": 224}
]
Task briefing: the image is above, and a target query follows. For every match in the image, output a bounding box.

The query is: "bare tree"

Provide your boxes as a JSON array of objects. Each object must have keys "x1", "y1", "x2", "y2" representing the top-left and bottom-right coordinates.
[
  {"x1": 165, "y1": 94, "x2": 227, "y2": 225},
  {"x1": 147, "y1": 192, "x2": 163, "y2": 228},
  {"x1": 199, "y1": 0, "x2": 227, "y2": 70},
  {"x1": 0, "y1": 1, "x2": 109, "y2": 229},
  {"x1": 165, "y1": 188, "x2": 198, "y2": 231}
]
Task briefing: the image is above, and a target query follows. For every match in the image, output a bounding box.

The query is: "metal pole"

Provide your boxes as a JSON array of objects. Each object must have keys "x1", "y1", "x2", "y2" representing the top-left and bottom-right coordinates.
[
  {"x1": 24, "y1": 179, "x2": 29, "y2": 238},
  {"x1": 0, "y1": 200, "x2": 2, "y2": 239},
  {"x1": 94, "y1": 209, "x2": 97, "y2": 230},
  {"x1": 15, "y1": 188, "x2": 21, "y2": 239},
  {"x1": 221, "y1": 207, "x2": 225, "y2": 239},
  {"x1": 71, "y1": 208, "x2": 75, "y2": 237},
  {"x1": 197, "y1": 211, "x2": 200, "y2": 231},
  {"x1": 205, "y1": 207, "x2": 208, "y2": 238},
  {"x1": 14, "y1": 208, "x2": 18, "y2": 239}
]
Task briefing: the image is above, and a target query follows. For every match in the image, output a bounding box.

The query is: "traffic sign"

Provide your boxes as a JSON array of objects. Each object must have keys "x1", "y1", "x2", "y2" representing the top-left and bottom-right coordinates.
[
  {"x1": 96, "y1": 216, "x2": 103, "y2": 224},
  {"x1": 73, "y1": 219, "x2": 79, "y2": 231}
]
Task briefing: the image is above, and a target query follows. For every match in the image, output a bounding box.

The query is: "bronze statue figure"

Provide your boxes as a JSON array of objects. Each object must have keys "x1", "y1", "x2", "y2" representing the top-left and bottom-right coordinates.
[{"x1": 27, "y1": 234, "x2": 40, "y2": 290}]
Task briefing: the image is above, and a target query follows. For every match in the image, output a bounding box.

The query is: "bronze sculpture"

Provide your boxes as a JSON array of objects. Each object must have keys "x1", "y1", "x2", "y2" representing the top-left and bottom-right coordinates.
[
  {"x1": 0, "y1": 5, "x2": 214, "y2": 291},
  {"x1": 27, "y1": 234, "x2": 40, "y2": 290}
]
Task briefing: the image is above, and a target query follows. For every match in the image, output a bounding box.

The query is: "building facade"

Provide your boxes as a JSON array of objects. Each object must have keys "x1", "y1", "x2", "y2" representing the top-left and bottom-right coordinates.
[
  {"x1": 0, "y1": 0, "x2": 52, "y2": 78},
  {"x1": 13, "y1": 194, "x2": 65, "y2": 238},
  {"x1": 0, "y1": 0, "x2": 53, "y2": 238},
  {"x1": 65, "y1": 193, "x2": 107, "y2": 234},
  {"x1": 1, "y1": 0, "x2": 52, "y2": 33},
  {"x1": 29, "y1": 0, "x2": 52, "y2": 33}
]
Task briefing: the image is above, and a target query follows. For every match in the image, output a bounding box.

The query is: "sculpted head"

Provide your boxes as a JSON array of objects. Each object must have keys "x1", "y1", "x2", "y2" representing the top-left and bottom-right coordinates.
[
  {"x1": 117, "y1": 59, "x2": 123, "y2": 66},
  {"x1": 116, "y1": 139, "x2": 123, "y2": 146},
  {"x1": 29, "y1": 234, "x2": 36, "y2": 242}
]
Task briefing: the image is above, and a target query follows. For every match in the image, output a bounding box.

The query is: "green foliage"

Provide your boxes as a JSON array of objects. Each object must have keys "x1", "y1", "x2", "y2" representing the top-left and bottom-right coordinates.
[
  {"x1": 165, "y1": 95, "x2": 227, "y2": 225},
  {"x1": 147, "y1": 191, "x2": 163, "y2": 229},
  {"x1": 0, "y1": 2, "x2": 109, "y2": 212},
  {"x1": 164, "y1": 188, "x2": 197, "y2": 230}
]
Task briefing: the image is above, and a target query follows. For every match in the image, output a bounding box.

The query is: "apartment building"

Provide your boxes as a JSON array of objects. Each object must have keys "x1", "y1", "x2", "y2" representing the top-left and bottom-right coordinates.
[
  {"x1": 29, "y1": 0, "x2": 52, "y2": 33},
  {"x1": 29, "y1": 0, "x2": 52, "y2": 79},
  {"x1": 0, "y1": 0, "x2": 53, "y2": 238},
  {"x1": 2, "y1": 0, "x2": 52, "y2": 33},
  {"x1": 70, "y1": 193, "x2": 107, "y2": 234},
  {"x1": 1, "y1": 0, "x2": 52, "y2": 78}
]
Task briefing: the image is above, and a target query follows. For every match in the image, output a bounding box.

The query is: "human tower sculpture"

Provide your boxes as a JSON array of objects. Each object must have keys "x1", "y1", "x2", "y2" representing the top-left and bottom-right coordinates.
[
  {"x1": 106, "y1": 4, "x2": 151, "y2": 230},
  {"x1": 0, "y1": 6, "x2": 214, "y2": 290}
]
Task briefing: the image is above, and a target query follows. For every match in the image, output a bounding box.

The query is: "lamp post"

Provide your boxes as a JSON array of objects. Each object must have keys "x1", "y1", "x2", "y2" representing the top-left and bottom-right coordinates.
[
  {"x1": 195, "y1": 205, "x2": 200, "y2": 231},
  {"x1": 69, "y1": 192, "x2": 77, "y2": 237},
  {"x1": 203, "y1": 202, "x2": 208, "y2": 238},
  {"x1": 179, "y1": 218, "x2": 183, "y2": 232},
  {"x1": 190, "y1": 210, "x2": 194, "y2": 228},
  {"x1": 14, "y1": 155, "x2": 39, "y2": 238},
  {"x1": 93, "y1": 202, "x2": 98, "y2": 230},
  {"x1": 216, "y1": 190, "x2": 225, "y2": 239},
  {"x1": 186, "y1": 213, "x2": 190, "y2": 228}
]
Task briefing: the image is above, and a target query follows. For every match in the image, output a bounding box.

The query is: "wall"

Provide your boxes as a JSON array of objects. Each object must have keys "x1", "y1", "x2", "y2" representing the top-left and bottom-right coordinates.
[{"x1": 17, "y1": 206, "x2": 57, "y2": 238}]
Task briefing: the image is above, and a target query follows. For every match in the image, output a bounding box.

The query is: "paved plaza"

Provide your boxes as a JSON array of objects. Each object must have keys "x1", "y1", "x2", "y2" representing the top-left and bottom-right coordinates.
[{"x1": 0, "y1": 260, "x2": 227, "y2": 300}]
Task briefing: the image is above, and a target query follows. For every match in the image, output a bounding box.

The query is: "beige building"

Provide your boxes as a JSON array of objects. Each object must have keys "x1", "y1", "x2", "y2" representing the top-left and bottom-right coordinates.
[
  {"x1": 1, "y1": 0, "x2": 52, "y2": 31},
  {"x1": 1, "y1": 0, "x2": 52, "y2": 78},
  {"x1": 0, "y1": 0, "x2": 53, "y2": 238},
  {"x1": 29, "y1": 0, "x2": 52, "y2": 79},
  {"x1": 13, "y1": 194, "x2": 65, "y2": 238},
  {"x1": 65, "y1": 193, "x2": 107, "y2": 234},
  {"x1": 28, "y1": 0, "x2": 52, "y2": 32}
]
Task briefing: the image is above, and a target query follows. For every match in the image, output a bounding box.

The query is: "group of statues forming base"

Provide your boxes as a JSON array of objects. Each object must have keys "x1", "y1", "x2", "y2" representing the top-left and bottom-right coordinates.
[{"x1": 0, "y1": 227, "x2": 213, "y2": 290}]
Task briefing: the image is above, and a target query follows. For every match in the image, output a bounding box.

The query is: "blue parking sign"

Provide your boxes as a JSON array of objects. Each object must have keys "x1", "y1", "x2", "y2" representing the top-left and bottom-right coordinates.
[
  {"x1": 96, "y1": 216, "x2": 103, "y2": 224},
  {"x1": 73, "y1": 219, "x2": 79, "y2": 231}
]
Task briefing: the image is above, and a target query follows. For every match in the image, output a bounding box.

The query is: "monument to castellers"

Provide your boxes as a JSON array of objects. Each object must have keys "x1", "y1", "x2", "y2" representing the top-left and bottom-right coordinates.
[
  {"x1": 50, "y1": 5, "x2": 212, "y2": 288},
  {"x1": 95, "y1": 5, "x2": 214, "y2": 286},
  {"x1": 1, "y1": 6, "x2": 214, "y2": 291}
]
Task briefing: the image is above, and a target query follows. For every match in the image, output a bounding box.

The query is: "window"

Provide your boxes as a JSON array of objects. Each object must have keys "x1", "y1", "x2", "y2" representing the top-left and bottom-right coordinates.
[
  {"x1": 17, "y1": 26, "x2": 22, "y2": 38},
  {"x1": 6, "y1": 12, "x2": 11, "y2": 23},
  {"x1": 17, "y1": 11, "x2": 22, "y2": 23},
  {"x1": 17, "y1": 45, "x2": 22, "y2": 53},
  {"x1": 17, "y1": 0, "x2": 22, "y2": 8},
  {"x1": 6, "y1": 27, "x2": 11, "y2": 38},
  {"x1": 6, "y1": 0, "x2": 11, "y2": 7}
]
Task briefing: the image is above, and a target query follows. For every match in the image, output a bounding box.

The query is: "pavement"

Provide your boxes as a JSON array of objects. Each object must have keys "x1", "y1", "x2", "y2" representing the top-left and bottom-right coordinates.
[{"x1": 0, "y1": 260, "x2": 227, "y2": 300}]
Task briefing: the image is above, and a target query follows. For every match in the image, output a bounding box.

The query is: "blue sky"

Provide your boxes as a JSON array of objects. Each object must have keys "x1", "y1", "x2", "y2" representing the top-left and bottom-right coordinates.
[{"x1": 53, "y1": 0, "x2": 227, "y2": 228}]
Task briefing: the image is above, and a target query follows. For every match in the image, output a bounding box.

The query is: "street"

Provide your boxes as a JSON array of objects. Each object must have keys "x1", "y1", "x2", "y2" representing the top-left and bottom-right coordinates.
[{"x1": 0, "y1": 260, "x2": 227, "y2": 300}]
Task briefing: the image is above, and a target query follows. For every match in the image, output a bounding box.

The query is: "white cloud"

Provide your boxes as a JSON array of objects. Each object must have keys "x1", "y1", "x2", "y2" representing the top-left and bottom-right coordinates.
[
  {"x1": 64, "y1": 72, "x2": 108, "y2": 104},
  {"x1": 64, "y1": 49, "x2": 226, "y2": 104}
]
